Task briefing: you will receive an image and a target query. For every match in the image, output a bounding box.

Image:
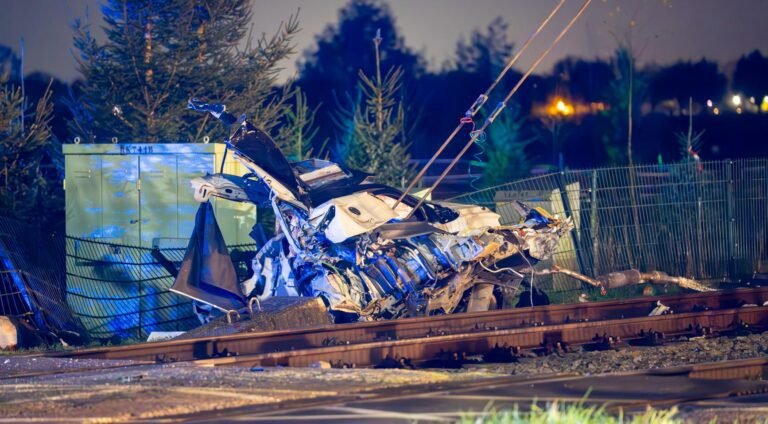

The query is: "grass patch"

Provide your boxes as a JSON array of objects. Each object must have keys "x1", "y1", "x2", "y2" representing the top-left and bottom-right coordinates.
[{"x1": 457, "y1": 400, "x2": 686, "y2": 424}]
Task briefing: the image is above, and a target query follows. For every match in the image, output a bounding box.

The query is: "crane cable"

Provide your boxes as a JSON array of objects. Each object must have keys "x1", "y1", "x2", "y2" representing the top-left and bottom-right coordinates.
[
  {"x1": 405, "y1": 0, "x2": 593, "y2": 219},
  {"x1": 393, "y1": 0, "x2": 566, "y2": 209}
]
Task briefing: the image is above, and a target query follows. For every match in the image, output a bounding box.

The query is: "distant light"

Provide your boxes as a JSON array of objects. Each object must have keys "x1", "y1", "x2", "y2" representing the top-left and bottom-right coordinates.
[
  {"x1": 761, "y1": 96, "x2": 768, "y2": 113},
  {"x1": 736, "y1": 107, "x2": 742, "y2": 114},
  {"x1": 713, "y1": 107, "x2": 720, "y2": 115},
  {"x1": 546, "y1": 98, "x2": 574, "y2": 117},
  {"x1": 749, "y1": 96, "x2": 756, "y2": 104},
  {"x1": 732, "y1": 95, "x2": 742, "y2": 107},
  {"x1": 706, "y1": 99, "x2": 713, "y2": 108}
]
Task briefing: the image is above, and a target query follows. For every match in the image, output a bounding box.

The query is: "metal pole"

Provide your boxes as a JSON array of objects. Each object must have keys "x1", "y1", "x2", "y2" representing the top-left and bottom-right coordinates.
[{"x1": 557, "y1": 171, "x2": 586, "y2": 275}]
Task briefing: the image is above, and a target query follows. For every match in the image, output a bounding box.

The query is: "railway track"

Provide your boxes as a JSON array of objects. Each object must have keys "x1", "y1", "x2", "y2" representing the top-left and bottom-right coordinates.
[{"x1": 51, "y1": 287, "x2": 768, "y2": 368}]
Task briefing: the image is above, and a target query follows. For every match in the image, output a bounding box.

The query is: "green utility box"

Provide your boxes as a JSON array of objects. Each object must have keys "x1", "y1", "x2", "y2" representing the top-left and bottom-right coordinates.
[
  {"x1": 64, "y1": 143, "x2": 255, "y2": 247},
  {"x1": 63, "y1": 143, "x2": 256, "y2": 340}
]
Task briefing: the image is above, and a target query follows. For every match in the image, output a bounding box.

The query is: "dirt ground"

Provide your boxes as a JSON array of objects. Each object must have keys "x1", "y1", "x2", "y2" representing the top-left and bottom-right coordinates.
[
  {"x1": 0, "y1": 358, "x2": 496, "y2": 422},
  {"x1": 0, "y1": 333, "x2": 767, "y2": 422}
]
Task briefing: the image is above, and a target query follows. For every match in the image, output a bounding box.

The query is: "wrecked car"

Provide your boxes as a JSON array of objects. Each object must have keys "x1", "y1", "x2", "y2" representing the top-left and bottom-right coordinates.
[{"x1": 171, "y1": 100, "x2": 574, "y2": 323}]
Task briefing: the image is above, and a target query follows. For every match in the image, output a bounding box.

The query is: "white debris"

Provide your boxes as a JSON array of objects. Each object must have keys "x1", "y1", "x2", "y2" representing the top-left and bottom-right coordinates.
[
  {"x1": 649, "y1": 301, "x2": 672, "y2": 316},
  {"x1": 147, "y1": 331, "x2": 185, "y2": 342},
  {"x1": 0, "y1": 316, "x2": 18, "y2": 350}
]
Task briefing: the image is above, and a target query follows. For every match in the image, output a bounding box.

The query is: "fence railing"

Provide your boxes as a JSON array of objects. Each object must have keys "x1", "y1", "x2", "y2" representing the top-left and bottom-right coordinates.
[
  {"x1": 65, "y1": 237, "x2": 258, "y2": 341},
  {"x1": 450, "y1": 159, "x2": 768, "y2": 302},
  {"x1": 0, "y1": 217, "x2": 84, "y2": 337}
]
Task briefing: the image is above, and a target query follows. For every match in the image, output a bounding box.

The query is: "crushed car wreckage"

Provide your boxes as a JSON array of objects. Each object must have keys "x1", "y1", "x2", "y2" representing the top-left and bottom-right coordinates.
[{"x1": 171, "y1": 100, "x2": 574, "y2": 322}]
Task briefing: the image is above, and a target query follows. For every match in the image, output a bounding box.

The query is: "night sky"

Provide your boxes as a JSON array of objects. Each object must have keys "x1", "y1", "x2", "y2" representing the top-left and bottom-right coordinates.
[{"x1": 1, "y1": 0, "x2": 767, "y2": 82}]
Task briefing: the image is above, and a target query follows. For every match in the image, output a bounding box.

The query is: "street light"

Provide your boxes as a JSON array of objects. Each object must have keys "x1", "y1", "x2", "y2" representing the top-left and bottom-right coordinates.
[
  {"x1": 547, "y1": 98, "x2": 574, "y2": 117},
  {"x1": 731, "y1": 95, "x2": 742, "y2": 107}
]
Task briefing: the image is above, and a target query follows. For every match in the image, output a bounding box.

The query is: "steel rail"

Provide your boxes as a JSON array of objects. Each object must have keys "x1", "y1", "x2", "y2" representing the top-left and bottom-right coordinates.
[
  {"x1": 50, "y1": 288, "x2": 768, "y2": 364},
  {"x1": 194, "y1": 306, "x2": 768, "y2": 368}
]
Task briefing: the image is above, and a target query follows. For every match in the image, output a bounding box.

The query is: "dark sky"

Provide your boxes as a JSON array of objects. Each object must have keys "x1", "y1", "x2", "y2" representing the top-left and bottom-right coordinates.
[{"x1": 1, "y1": 0, "x2": 767, "y2": 82}]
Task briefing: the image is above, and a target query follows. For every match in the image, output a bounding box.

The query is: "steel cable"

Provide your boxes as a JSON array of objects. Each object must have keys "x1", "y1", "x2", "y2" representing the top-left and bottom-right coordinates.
[
  {"x1": 394, "y1": 0, "x2": 566, "y2": 208},
  {"x1": 406, "y1": 0, "x2": 593, "y2": 219}
]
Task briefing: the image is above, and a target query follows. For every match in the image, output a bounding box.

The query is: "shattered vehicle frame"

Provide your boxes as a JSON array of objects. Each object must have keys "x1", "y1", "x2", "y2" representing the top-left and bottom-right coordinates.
[{"x1": 172, "y1": 100, "x2": 574, "y2": 323}]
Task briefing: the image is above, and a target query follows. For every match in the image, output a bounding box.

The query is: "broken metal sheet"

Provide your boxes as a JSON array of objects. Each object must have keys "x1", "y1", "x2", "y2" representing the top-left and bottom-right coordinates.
[{"x1": 309, "y1": 191, "x2": 399, "y2": 243}]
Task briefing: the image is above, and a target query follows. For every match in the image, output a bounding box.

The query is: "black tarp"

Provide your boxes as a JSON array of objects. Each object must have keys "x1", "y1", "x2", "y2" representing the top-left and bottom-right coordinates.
[{"x1": 171, "y1": 203, "x2": 245, "y2": 311}]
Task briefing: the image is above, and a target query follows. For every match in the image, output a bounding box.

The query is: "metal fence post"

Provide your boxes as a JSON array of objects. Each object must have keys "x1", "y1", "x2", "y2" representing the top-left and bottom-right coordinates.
[
  {"x1": 138, "y1": 278, "x2": 143, "y2": 341},
  {"x1": 590, "y1": 169, "x2": 599, "y2": 276},
  {"x1": 726, "y1": 160, "x2": 737, "y2": 278},
  {"x1": 557, "y1": 171, "x2": 587, "y2": 275}
]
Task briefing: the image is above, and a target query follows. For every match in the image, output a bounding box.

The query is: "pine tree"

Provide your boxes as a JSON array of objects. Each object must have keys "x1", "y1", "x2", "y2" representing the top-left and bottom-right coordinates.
[
  {"x1": 298, "y1": 0, "x2": 424, "y2": 157},
  {"x1": 275, "y1": 89, "x2": 323, "y2": 161},
  {"x1": 455, "y1": 17, "x2": 515, "y2": 78},
  {"x1": 477, "y1": 104, "x2": 535, "y2": 188},
  {"x1": 69, "y1": 0, "x2": 299, "y2": 144},
  {"x1": 0, "y1": 72, "x2": 61, "y2": 223},
  {"x1": 337, "y1": 31, "x2": 413, "y2": 188}
]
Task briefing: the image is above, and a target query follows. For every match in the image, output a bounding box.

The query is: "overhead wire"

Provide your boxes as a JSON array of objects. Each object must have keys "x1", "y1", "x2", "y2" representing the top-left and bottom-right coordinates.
[
  {"x1": 393, "y1": 0, "x2": 566, "y2": 209},
  {"x1": 405, "y1": 0, "x2": 593, "y2": 219}
]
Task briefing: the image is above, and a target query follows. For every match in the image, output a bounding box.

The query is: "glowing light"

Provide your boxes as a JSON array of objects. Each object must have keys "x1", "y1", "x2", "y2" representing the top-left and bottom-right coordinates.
[
  {"x1": 761, "y1": 96, "x2": 768, "y2": 113},
  {"x1": 736, "y1": 107, "x2": 742, "y2": 114},
  {"x1": 706, "y1": 99, "x2": 713, "y2": 108},
  {"x1": 713, "y1": 107, "x2": 720, "y2": 115},
  {"x1": 732, "y1": 95, "x2": 742, "y2": 107},
  {"x1": 749, "y1": 96, "x2": 756, "y2": 104},
  {"x1": 547, "y1": 98, "x2": 574, "y2": 117}
]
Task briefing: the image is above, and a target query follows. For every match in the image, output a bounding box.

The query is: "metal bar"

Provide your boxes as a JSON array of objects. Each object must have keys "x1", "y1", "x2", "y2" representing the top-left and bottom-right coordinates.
[{"x1": 557, "y1": 172, "x2": 586, "y2": 275}]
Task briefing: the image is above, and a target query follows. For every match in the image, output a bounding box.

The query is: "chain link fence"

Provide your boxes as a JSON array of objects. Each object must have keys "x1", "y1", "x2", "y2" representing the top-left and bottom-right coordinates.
[
  {"x1": 450, "y1": 159, "x2": 768, "y2": 303},
  {"x1": 65, "y1": 237, "x2": 258, "y2": 341},
  {"x1": 0, "y1": 217, "x2": 85, "y2": 337}
]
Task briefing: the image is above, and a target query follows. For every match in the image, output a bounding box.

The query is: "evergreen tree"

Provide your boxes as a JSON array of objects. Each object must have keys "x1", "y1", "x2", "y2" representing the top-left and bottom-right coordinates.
[
  {"x1": 337, "y1": 31, "x2": 413, "y2": 188},
  {"x1": 733, "y1": 50, "x2": 768, "y2": 101},
  {"x1": 448, "y1": 17, "x2": 536, "y2": 186},
  {"x1": 551, "y1": 57, "x2": 614, "y2": 103},
  {"x1": 0, "y1": 73, "x2": 61, "y2": 223},
  {"x1": 275, "y1": 89, "x2": 323, "y2": 161},
  {"x1": 297, "y1": 0, "x2": 424, "y2": 156},
  {"x1": 454, "y1": 17, "x2": 515, "y2": 79},
  {"x1": 69, "y1": 0, "x2": 299, "y2": 143},
  {"x1": 648, "y1": 59, "x2": 726, "y2": 111},
  {"x1": 477, "y1": 104, "x2": 534, "y2": 188}
]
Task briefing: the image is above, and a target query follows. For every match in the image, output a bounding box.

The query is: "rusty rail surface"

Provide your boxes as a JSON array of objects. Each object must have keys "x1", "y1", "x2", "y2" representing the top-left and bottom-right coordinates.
[
  {"x1": 52, "y1": 288, "x2": 768, "y2": 365},
  {"x1": 199, "y1": 306, "x2": 768, "y2": 368}
]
